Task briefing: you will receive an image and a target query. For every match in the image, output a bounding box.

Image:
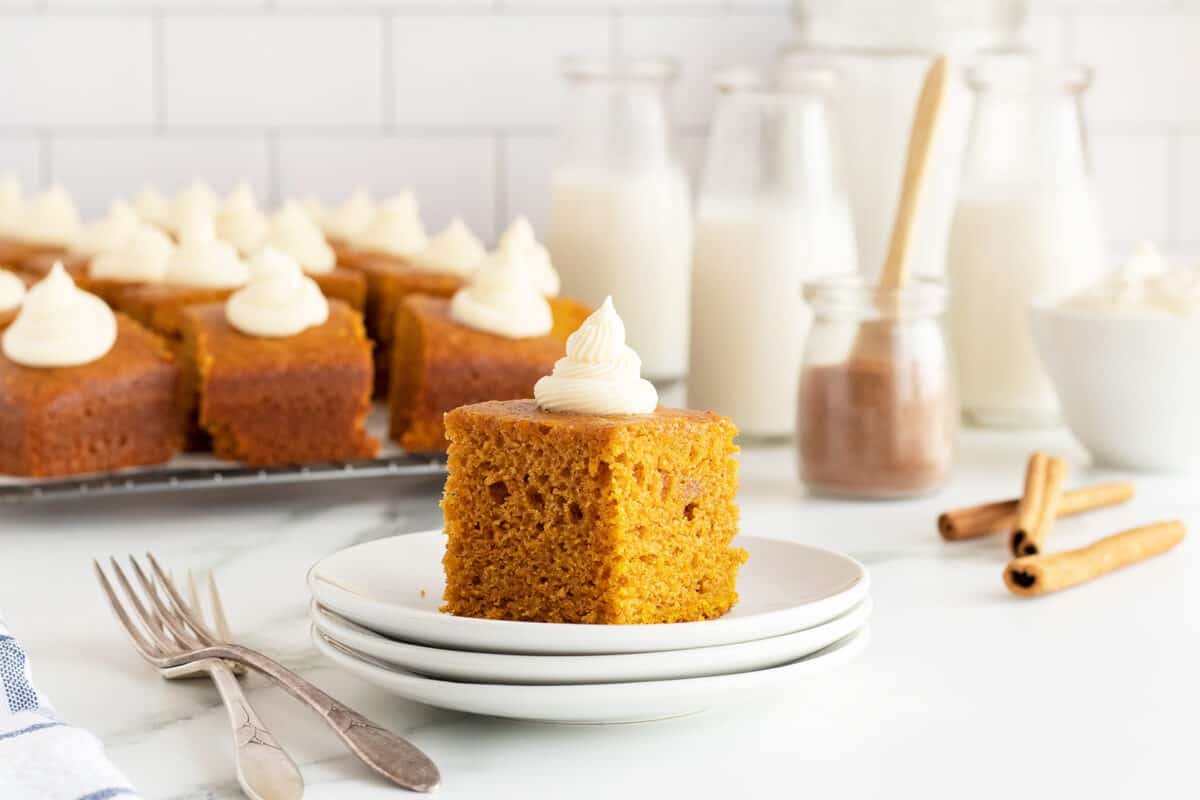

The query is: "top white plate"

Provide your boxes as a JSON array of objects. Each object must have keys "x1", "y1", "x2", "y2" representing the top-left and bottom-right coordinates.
[{"x1": 308, "y1": 529, "x2": 868, "y2": 655}]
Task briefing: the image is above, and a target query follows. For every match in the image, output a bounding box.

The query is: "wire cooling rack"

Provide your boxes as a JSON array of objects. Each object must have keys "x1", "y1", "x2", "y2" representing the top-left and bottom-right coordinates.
[
  {"x1": 0, "y1": 408, "x2": 447, "y2": 504},
  {"x1": 0, "y1": 453, "x2": 448, "y2": 505}
]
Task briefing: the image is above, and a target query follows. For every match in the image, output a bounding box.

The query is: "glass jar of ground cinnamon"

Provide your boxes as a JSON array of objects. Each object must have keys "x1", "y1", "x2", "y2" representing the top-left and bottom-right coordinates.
[{"x1": 798, "y1": 276, "x2": 958, "y2": 499}]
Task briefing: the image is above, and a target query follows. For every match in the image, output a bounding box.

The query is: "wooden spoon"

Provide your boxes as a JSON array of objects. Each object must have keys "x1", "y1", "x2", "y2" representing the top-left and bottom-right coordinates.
[{"x1": 852, "y1": 55, "x2": 952, "y2": 359}]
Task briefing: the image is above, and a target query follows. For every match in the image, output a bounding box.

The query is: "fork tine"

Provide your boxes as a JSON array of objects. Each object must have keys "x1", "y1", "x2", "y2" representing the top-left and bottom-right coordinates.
[
  {"x1": 186, "y1": 570, "x2": 201, "y2": 616},
  {"x1": 128, "y1": 555, "x2": 207, "y2": 649},
  {"x1": 183, "y1": 570, "x2": 223, "y2": 645},
  {"x1": 109, "y1": 556, "x2": 178, "y2": 652},
  {"x1": 143, "y1": 553, "x2": 218, "y2": 647},
  {"x1": 93, "y1": 559, "x2": 162, "y2": 660},
  {"x1": 207, "y1": 572, "x2": 233, "y2": 643},
  {"x1": 109, "y1": 556, "x2": 167, "y2": 642}
]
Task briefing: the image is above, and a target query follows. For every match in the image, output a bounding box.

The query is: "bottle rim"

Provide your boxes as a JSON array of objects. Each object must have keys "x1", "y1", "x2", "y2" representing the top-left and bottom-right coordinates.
[
  {"x1": 715, "y1": 62, "x2": 839, "y2": 96},
  {"x1": 965, "y1": 60, "x2": 1093, "y2": 95},
  {"x1": 803, "y1": 274, "x2": 948, "y2": 319},
  {"x1": 560, "y1": 55, "x2": 679, "y2": 84}
]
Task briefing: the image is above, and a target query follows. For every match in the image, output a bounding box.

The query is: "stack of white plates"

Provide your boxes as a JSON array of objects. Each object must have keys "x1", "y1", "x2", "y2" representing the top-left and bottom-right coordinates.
[{"x1": 308, "y1": 530, "x2": 870, "y2": 723}]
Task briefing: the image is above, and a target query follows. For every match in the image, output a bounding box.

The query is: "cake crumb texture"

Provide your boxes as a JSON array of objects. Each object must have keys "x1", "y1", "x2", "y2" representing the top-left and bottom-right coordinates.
[
  {"x1": 441, "y1": 400, "x2": 747, "y2": 624},
  {"x1": 180, "y1": 300, "x2": 377, "y2": 466},
  {"x1": 0, "y1": 314, "x2": 182, "y2": 477},
  {"x1": 388, "y1": 294, "x2": 566, "y2": 453}
]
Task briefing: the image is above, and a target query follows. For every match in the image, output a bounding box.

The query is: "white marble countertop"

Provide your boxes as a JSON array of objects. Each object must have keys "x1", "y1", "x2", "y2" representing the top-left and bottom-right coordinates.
[{"x1": 3, "y1": 429, "x2": 1197, "y2": 799}]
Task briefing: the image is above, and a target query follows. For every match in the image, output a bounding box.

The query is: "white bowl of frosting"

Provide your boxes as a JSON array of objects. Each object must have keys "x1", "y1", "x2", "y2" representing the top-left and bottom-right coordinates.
[{"x1": 1031, "y1": 242, "x2": 1200, "y2": 472}]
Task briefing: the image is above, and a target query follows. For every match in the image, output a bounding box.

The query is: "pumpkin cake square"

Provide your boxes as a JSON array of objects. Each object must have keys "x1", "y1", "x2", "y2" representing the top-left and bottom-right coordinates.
[
  {"x1": 0, "y1": 314, "x2": 181, "y2": 477},
  {"x1": 441, "y1": 400, "x2": 746, "y2": 624},
  {"x1": 310, "y1": 268, "x2": 366, "y2": 311},
  {"x1": 178, "y1": 300, "x2": 376, "y2": 465},
  {"x1": 388, "y1": 294, "x2": 566, "y2": 452},
  {"x1": 109, "y1": 273, "x2": 364, "y2": 341},
  {"x1": 14, "y1": 250, "x2": 90, "y2": 284},
  {"x1": 110, "y1": 284, "x2": 237, "y2": 340},
  {"x1": 0, "y1": 269, "x2": 31, "y2": 328},
  {"x1": 339, "y1": 250, "x2": 463, "y2": 394}
]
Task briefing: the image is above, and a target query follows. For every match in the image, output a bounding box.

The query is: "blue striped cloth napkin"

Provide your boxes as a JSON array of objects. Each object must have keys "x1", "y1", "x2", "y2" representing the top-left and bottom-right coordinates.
[{"x1": 0, "y1": 614, "x2": 140, "y2": 800}]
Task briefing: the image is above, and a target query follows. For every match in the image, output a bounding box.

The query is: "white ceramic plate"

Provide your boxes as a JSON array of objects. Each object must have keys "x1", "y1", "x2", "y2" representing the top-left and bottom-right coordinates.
[
  {"x1": 308, "y1": 530, "x2": 869, "y2": 655},
  {"x1": 312, "y1": 625, "x2": 869, "y2": 723},
  {"x1": 311, "y1": 596, "x2": 871, "y2": 685}
]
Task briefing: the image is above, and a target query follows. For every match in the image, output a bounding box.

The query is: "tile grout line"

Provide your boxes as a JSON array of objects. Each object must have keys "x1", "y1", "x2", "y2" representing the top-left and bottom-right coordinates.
[
  {"x1": 267, "y1": 129, "x2": 281, "y2": 208},
  {"x1": 152, "y1": 7, "x2": 166, "y2": 133},
  {"x1": 1166, "y1": 130, "x2": 1180, "y2": 248},
  {"x1": 381, "y1": 9, "x2": 395, "y2": 133},
  {"x1": 37, "y1": 129, "x2": 51, "y2": 187},
  {"x1": 0, "y1": 125, "x2": 560, "y2": 137},
  {"x1": 493, "y1": 129, "x2": 507, "y2": 238},
  {"x1": 610, "y1": 6, "x2": 622, "y2": 62}
]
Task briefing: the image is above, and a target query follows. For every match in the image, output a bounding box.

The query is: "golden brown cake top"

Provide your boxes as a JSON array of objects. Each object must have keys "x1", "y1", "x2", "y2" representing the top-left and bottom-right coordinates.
[
  {"x1": 181, "y1": 299, "x2": 369, "y2": 371},
  {"x1": 113, "y1": 283, "x2": 232, "y2": 305},
  {"x1": 447, "y1": 398, "x2": 736, "y2": 434},
  {"x1": 405, "y1": 294, "x2": 566, "y2": 355},
  {"x1": 0, "y1": 314, "x2": 175, "y2": 403},
  {"x1": 343, "y1": 249, "x2": 466, "y2": 290},
  {"x1": 16, "y1": 251, "x2": 90, "y2": 279}
]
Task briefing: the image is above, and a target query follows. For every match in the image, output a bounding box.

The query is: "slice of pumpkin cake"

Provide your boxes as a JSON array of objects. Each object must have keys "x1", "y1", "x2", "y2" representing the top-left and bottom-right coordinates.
[{"x1": 441, "y1": 297, "x2": 746, "y2": 624}]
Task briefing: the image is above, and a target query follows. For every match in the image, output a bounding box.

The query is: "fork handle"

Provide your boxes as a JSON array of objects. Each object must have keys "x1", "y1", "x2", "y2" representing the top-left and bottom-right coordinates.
[
  {"x1": 168, "y1": 645, "x2": 440, "y2": 793},
  {"x1": 204, "y1": 660, "x2": 306, "y2": 800}
]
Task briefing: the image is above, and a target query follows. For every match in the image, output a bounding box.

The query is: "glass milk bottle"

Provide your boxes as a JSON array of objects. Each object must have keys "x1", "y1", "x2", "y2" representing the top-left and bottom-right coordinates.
[
  {"x1": 688, "y1": 65, "x2": 857, "y2": 441},
  {"x1": 946, "y1": 60, "x2": 1107, "y2": 428},
  {"x1": 546, "y1": 57, "x2": 693, "y2": 387},
  {"x1": 788, "y1": 0, "x2": 1027, "y2": 281}
]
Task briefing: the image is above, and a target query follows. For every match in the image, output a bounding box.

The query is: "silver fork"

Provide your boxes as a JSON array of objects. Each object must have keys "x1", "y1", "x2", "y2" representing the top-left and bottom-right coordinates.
[
  {"x1": 95, "y1": 554, "x2": 441, "y2": 794},
  {"x1": 182, "y1": 570, "x2": 304, "y2": 800}
]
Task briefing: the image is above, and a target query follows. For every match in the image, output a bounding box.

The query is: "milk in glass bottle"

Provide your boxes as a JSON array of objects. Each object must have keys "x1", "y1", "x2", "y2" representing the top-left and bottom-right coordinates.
[
  {"x1": 546, "y1": 57, "x2": 693, "y2": 387},
  {"x1": 946, "y1": 58, "x2": 1107, "y2": 428},
  {"x1": 688, "y1": 65, "x2": 856, "y2": 441}
]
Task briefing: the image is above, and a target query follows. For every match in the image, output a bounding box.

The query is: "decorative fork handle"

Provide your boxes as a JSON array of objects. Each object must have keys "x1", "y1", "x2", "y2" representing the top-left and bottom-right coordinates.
[
  {"x1": 166, "y1": 645, "x2": 440, "y2": 793},
  {"x1": 201, "y1": 659, "x2": 305, "y2": 800}
]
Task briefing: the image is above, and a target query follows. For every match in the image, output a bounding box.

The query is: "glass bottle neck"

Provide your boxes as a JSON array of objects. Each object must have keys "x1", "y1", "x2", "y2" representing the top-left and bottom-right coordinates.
[
  {"x1": 700, "y1": 65, "x2": 843, "y2": 202},
  {"x1": 557, "y1": 62, "x2": 681, "y2": 176},
  {"x1": 961, "y1": 76, "x2": 1093, "y2": 188}
]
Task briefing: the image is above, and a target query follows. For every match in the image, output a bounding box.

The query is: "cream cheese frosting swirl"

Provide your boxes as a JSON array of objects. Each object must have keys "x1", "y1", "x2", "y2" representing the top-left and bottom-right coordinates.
[
  {"x1": 89, "y1": 225, "x2": 175, "y2": 284},
  {"x1": 410, "y1": 218, "x2": 486, "y2": 277},
  {"x1": 534, "y1": 296, "x2": 658, "y2": 415},
  {"x1": 168, "y1": 179, "x2": 220, "y2": 234},
  {"x1": 497, "y1": 216, "x2": 560, "y2": 296},
  {"x1": 215, "y1": 182, "x2": 269, "y2": 256},
  {"x1": 134, "y1": 186, "x2": 172, "y2": 229},
  {"x1": 266, "y1": 203, "x2": 336, "y2": 275},
  {"x1": 0, "y1": 269, "x2": 26, "y2": 313},
  {"x1": 0, "y1": 176, "x2": 23, "y2": 237},
  {"x1": 17, "y1": 186, "x2": 81, "y2": 247},
  {"x1": 449, "y1": 245, "x2": 553, "y2": 339},
  {"x1": 323, "y1": 189, "x2": 375, "y2": 242},
  {"x1": 71, "y1": 200, "x2": 141, "y2": 257},
  {"x1": 298, "y1": 194, "x2": 326, "y2": 226},
  {"x1": 163, "y1": 211, "x2": 250, "y2": 289},
  {"x1": 225, "y1": 247, "x2": 329, "y2": 338},
  {"x1": 354, "y1": 192, "x2": 427, "y2": 257},
  {"x1": 2, "y1": 263, "x2": 117, "y2": 367}
]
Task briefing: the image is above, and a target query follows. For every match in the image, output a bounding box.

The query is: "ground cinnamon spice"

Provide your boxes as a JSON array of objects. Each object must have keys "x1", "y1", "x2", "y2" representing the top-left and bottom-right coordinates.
[{"x1": 799, "y1": 355, "x2": 955, "y2": 498}]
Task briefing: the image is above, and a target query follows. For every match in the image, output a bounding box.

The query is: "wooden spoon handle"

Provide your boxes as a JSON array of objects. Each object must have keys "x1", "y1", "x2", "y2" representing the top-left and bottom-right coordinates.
[{"x1": 879, "y1": 55, "x2": 952, "y2": 290}]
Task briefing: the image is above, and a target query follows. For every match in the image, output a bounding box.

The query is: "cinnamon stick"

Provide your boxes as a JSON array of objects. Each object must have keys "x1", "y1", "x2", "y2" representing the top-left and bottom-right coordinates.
[
  {"x1": 938, "y1": 482, "x2": 1135, "y2": 541},
  {"x1": 1010, "y1": 454, "x2": 1068, "y2": 557},
  {"x1": 1011, "y1": 452, "x2": 1049, "y2": 549},
  {"x1": 1004, "y1": 520, "x2": 1186, "y2": 597}
]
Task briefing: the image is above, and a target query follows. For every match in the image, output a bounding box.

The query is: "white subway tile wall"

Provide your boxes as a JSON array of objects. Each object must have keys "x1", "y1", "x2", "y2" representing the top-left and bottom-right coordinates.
[
  {"x1": 276, "y1": 135, "x2": 497, "y2": 238},
  {"x1": 0, "y1": 1, "x2": 1192, "y2": 260}
]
